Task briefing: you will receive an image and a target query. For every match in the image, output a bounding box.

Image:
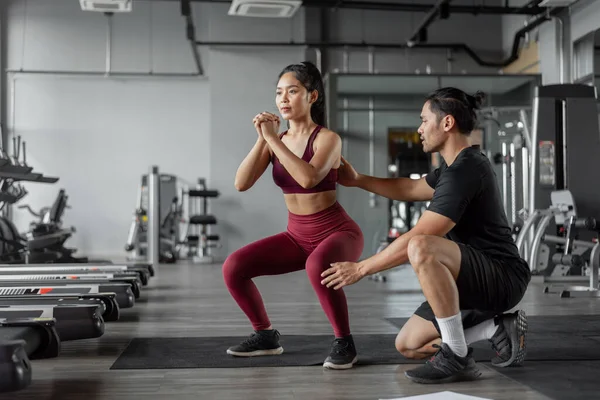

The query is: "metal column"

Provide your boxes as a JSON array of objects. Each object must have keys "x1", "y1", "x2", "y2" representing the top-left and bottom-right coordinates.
[{"x1": 147, "y1": 165, "x2": 160, "y2": 269}]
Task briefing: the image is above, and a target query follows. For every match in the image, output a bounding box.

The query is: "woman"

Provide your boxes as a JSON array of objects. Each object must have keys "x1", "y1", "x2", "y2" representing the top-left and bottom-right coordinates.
[{"x1": 222, "y1": 61, "x2": 364, "y2": 370}]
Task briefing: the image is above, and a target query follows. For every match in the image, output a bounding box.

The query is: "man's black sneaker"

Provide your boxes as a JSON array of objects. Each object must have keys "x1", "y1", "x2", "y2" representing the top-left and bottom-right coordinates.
[
  {"x1": 404, "y1": 343, "x2": 481, "y2": 384},
  {"x1": 226, "y1": 329, "x2": 284, "y2": 357},
  {"x1": 490, "y1": 310, "x2": 527, "y2": 367},
  {"x1": 323, "y1": 335, "x2": 358, "y2": 370}
]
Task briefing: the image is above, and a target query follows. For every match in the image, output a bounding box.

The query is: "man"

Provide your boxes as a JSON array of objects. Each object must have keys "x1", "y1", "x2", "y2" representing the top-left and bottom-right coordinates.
[{"x1": 320, "y1": 87, "x2": 531, "y2": 384}]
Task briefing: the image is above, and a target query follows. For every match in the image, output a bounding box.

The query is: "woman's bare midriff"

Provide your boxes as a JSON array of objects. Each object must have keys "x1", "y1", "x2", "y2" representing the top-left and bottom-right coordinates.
[{"x1": 283, "y1": 190, "x2": 337, "y2": 215}]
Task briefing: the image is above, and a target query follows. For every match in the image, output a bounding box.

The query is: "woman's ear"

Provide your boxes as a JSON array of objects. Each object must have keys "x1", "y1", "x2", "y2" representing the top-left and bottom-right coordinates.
[{"x1": 309, "y1": 89, "x2": 319, "y2": 105}]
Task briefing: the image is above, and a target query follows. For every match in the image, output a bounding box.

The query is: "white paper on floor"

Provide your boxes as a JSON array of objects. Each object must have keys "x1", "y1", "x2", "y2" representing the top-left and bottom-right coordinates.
[{"x1": 380, "y1": 391, "x2": 492, "y2": 400}]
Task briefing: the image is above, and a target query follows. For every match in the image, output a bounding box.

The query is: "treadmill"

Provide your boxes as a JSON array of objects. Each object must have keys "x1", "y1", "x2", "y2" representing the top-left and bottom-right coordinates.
[
  {"x1": 0, "y1": 263, "x2": 152, "y2": 286},
  {"x1": 0, "y1": 317, "x2": 61, "y2": 393},
  {"x1": 0, "y1": 303, "x2": 104, "y2": 341},
  {"x1": 0, "y1": 318, "x2": 60, "y2": 358},
  {"x1": 0, "y1": 267, "x2": 148, "y2": 286},
  {"x1": 0, "y1": 293, "x2": 120, "y2": 322},
  {"x1": 100, "y1": 261, "x2": 155, "y2": 277},
  {"x1": 0, "y1": 281, "x2": 135, "y2": 308},
  {"x1": 0, "y1": 140, "x2": 101, "y2": 392},
  {"x1": 0, "y1": 275, "x2": 143, "y2": 299},
  {"x1": 0, "y1": 339, "x2": 30, "y2": 393},
  {"x1": 90, "y1": 260, "x2": 155, "y2": 279}
]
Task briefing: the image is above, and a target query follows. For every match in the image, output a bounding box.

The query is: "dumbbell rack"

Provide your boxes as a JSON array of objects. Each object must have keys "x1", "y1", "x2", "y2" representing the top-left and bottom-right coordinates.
[{"x1": 184, "y1": 179, "x2": 220, "y2": 264}]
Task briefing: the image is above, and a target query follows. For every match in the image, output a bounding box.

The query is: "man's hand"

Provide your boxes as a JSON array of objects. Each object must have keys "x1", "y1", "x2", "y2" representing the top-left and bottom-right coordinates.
[
  {"x1": 337, "y1": 156, "x2": 361, "y2": 187},
  {"x1": 321, "y1": 261, "x2": 365, "y2": 290}
]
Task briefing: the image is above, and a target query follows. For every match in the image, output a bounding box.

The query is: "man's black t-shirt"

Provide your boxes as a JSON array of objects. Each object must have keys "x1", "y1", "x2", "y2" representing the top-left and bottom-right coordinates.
[{"x1": 425, "y1": 145, "x2": 522, "y2": 261}]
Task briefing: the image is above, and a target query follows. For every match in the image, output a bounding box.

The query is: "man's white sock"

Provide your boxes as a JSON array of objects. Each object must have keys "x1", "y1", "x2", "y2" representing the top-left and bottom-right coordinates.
[
  {"x1": 464, "y1": 319, "x2": 499, "y2": 345},
  {"x1": 436, "y1": 313, "x2": 468, "y2": 357}
]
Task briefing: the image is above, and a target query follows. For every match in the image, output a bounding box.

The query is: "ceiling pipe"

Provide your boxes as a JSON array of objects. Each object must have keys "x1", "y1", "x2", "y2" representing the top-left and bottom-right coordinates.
[
  {"x1": 180, "y1": 0, "x2": 204, "y2": 75},
  {"x1": 192, "y1": 40, "x2": 502, "y2": 66},
  {"x1": 406, "y1": 0, "x2": 452, "y2": 47},
  {"x1": 183, "y1": 0, "x2": 546, "y2": 15},
  {"x1": 193, "y1": 5, "x2": 558, "y2": 70},
  {"x1": 186, "y1": 0, "x2": 565, "y2": 69},
  {"x1": 516, "y1": 0, "x2": 545, "y2": 12}
]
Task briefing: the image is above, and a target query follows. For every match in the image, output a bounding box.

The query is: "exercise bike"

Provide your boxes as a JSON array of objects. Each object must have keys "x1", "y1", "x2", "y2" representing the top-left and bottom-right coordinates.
[{"x1": 0, "y1": 189, "x2": 87, "y2": 264}]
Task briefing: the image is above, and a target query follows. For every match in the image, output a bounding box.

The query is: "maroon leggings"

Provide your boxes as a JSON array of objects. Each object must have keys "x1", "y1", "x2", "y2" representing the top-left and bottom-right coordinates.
[{"x1": 222, "y1": 202, "x2": 364, "y2": 337}]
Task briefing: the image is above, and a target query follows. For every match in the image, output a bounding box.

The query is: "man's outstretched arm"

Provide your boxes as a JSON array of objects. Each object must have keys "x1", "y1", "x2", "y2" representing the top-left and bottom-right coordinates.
[
  {"x1": 358, "y1": 211, "x2": 455, "y2": 277},
  {"x1": 321, "y1": 210, "x2": 456, "y2": 290},
  {"x1": 338, "y1": 156, "x2": 434, "y2": 202}
]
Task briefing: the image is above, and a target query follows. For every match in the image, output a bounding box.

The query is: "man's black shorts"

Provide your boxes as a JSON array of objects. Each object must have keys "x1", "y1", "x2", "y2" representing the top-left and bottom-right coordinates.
[{"x1": 414, "y1": 242, "x2": 532, "y2": 331}]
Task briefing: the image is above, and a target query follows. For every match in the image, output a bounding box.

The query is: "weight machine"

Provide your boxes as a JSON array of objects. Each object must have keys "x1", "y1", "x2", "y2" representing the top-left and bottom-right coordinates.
[
  {"x1": 125, "y1": 172, "x2": 182, "y2": 264},
  {"x1": 515, "y1": 84, "x2": 600, "y2": 297},
  {"x1": 125, "y1": 170, "x2": 222, "y2": 265},
  {"x1": 485, "y1": 107, "x2": 532, "y2": 238}
]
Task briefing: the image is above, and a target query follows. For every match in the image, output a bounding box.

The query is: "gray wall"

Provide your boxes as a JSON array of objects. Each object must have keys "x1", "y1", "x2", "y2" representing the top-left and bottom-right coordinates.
[
  {"x1": 2, "y1": 0, "x2": 513, "y2": 260},
  {"x1": 570, "y1": 0, "x2": 600, "y2": 43},
  {"x1": 571, "y1": 0, "x2": 600, "y2": 84},
  {"x1": 3, "y1": 0, "x2": 213, "y2": 258},
  {"x1": 2, "y1": 0, "x2": 304, "y2": 259},
  {"x1": 8, "y1": 75, "x2": 210, "y2": 257},
  {"x1": 573, "y1": 31, "x2": 595, "y2": 82},
  {"x1": 5, "y1": 0, "x2": 210, "y2": 73},
  {"x1": 502, "y1": 0, "x2": 600, "y2": 85}
]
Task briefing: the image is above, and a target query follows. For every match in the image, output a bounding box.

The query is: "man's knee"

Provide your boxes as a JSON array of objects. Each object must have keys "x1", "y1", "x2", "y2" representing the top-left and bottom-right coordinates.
[
  {"x1": 395, "y1": 333, "x2": 439, "y2": 359},
  {"x1": 395, "y1": 336, "x2": 418, "y2": 359},
  {"x1": 395, "y1": 314, "x2": 441, "y2": 359},
  {"x1": 407, "y1": 235, "x2": 437, "y2": 270}
]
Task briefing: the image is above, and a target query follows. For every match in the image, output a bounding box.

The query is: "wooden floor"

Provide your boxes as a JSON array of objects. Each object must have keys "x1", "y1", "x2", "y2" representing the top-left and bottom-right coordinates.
[{"x1": 2, "y1": 260, "x2": 600, "y2": 400}]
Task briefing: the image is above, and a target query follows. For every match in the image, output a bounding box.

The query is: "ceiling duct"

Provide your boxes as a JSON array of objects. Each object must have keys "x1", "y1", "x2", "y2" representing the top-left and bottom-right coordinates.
[
  {"x1": 79, "y1": 0, "x2": 132, "y2": 13},
  {"x1": 227, "y1": 0, "x2": 302, "y2": 18}
]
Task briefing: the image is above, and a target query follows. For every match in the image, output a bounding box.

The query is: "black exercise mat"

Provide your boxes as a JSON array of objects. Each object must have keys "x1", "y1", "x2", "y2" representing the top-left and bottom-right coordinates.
[
  {"x1": 111, "y1": 315, "x2": 600, "y2": 370},
  {"x1": 385, "y1": 315, "x2": 600, "y2": 362},
  {"x1": 386, "y1": 314, "x2": 600, "y2": 335},
  {"x1": 496, "y1": 361, "x2": 600, "y2": 400},
  {"x1": 110, "y1": 334, "x2": 405, "y2": 369}
]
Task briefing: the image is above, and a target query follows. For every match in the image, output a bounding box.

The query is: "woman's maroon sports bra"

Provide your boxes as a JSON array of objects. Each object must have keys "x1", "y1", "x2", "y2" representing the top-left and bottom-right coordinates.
[{"x1": 271, "y1": 125, "x2": 338, "y2": 194}]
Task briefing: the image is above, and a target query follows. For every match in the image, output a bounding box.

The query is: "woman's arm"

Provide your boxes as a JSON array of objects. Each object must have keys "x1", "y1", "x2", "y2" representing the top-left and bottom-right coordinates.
[
  {"x1": 234, "y1": 138, "x2": 272, "y2": 191},
  {"x1": 234, "y1": 113, "x2": 278, "y2": 192}
]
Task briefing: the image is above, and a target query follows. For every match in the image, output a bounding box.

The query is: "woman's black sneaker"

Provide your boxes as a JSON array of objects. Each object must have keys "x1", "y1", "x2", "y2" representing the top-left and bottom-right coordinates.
[
  {"x1": 323, "y1": 335, "x2": 358, "y2": 370},
  {"x1": 226, "y1": 329, "x2": 284, "y2": 357}
]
